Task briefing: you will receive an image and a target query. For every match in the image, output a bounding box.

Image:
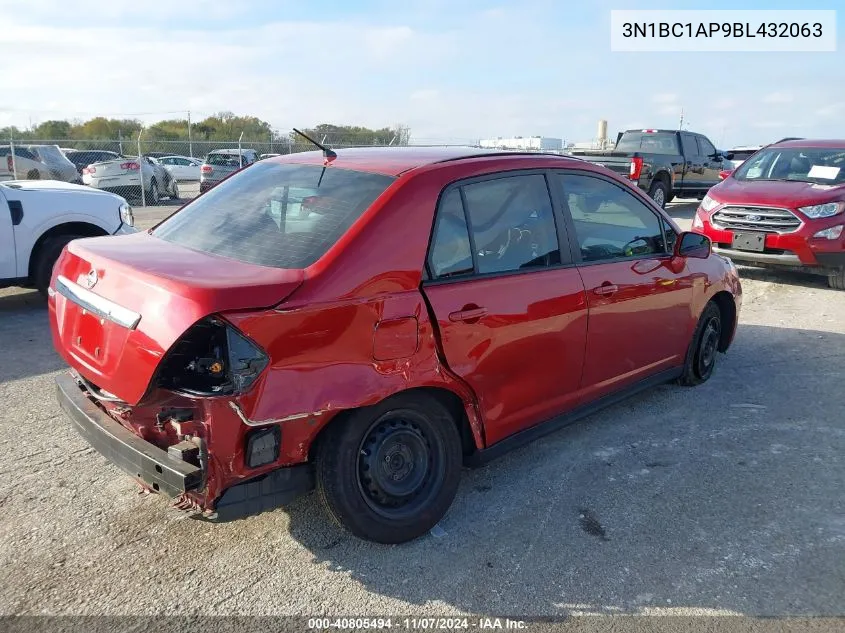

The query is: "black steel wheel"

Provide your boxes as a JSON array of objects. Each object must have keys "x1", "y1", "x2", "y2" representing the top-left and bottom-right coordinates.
[
  {"x1": 316, "y1": 392, "x2": 462, "y2": 544},
  {"x1": 679, "y1": 301, "x2": 722, "y2": 386}
]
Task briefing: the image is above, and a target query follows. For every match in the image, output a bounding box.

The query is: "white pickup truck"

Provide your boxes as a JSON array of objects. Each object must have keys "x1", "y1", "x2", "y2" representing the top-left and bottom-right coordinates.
[{"x1": 0, "y1": 180, "x2": 136, "y2": 296}]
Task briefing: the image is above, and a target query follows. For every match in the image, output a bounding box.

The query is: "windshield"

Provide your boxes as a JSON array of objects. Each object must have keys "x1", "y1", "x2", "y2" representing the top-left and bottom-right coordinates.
[
  {"x1": 615, "y1": 132, "x2": 679, "y2": 155},
  {"x1": 152, "y1": 162, "x2": 395, "y2": 269},
  {"x1": 733, "y1": 147, "x2": 845, "y2": 184}
]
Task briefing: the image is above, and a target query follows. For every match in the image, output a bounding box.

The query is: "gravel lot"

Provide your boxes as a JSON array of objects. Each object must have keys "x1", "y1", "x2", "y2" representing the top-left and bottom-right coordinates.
[{"x1": 1, "y1": 199, "x2": 844, "y2": 618}]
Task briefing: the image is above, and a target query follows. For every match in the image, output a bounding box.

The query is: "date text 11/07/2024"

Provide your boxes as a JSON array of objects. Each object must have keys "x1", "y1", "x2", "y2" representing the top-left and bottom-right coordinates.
[
  {"x1": 307, "y1": 618, "x2": 528, "y2": 630},
  {"x1": 621, "y1": 22, "x2": 823, "y2": 39}
]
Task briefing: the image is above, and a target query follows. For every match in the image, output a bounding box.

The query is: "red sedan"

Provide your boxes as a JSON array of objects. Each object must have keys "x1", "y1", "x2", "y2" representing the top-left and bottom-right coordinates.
[
  {"x1": 695, "y1": 139, "x2": 845, "y2": 289},
  {"x1": 48, "y1": 147, "x2": 741, "y2": 543}
]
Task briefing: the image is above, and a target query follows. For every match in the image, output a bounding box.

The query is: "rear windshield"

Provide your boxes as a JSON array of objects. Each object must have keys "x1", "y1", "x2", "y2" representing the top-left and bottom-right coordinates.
[
  {"x1": 28, "y1": 145, "x2": 68, "y2": 164},
  {"x1": 152, "y1": 162, "x2": 395, "y2": 269},
  {"x1": 730, "y1": 150, "x2": 759, "y2": 161},
  {"x1": 615, "y1": 132, "x2": 679, "y2": 155},
  {"x1": 733, "y1": 147, "x2": 845, "y2": 184},
  {"x1": 205, "y1": 153, "x2": 244, "y2": 167}
]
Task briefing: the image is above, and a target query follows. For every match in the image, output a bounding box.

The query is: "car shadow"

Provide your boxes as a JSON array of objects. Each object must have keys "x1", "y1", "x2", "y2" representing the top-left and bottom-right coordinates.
[
  {"x1": 736, "y1": 265, "x2": 830, "y2": 290},
  {"x1": 0, "y1": 289, "x2": 65, "y2": 383},
  {"x1": 283, "y1": 323, "x2": 845, "y2": 617}
]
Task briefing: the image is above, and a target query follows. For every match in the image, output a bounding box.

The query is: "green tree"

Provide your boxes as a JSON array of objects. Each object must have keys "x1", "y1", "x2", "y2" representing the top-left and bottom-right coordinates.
[{"x1": 32, "y1": 120, "x2": 72, "y2": 140}]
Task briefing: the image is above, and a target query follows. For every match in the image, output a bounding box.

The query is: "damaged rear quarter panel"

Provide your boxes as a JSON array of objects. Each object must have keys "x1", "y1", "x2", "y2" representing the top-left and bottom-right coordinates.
[{"x1": 224, "y1": 292, "x2": 484, "y2": 463}]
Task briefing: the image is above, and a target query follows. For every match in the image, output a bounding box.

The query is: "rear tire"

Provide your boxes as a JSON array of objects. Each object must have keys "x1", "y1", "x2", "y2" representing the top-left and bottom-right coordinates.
[
  {"x1": 647, "y1": 180, "x2": 668, "y2": 208},
  {"x1": 34, "y1": 234, "x2": 83, "y2": 298},
  {"x1": 144, "y1": 178, "x2": 160, "y2": 205},
  {"x1": 828, "y1": 268, "x2": 845, "y2": 290},
  {"x1": 315, "y1": 392, "x2": 463, "y2": 544},
  {"x1": 679, "y1": 302, "x2": 722, "y2": 386},
  {"x1": 27, "y1": 170, "x2": 40, "y2": 180}
]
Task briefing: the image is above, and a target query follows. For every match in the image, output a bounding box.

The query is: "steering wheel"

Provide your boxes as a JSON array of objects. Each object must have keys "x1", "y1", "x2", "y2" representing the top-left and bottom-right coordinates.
[{"x1": 480, "y1": 226, "x2": 532, "y2": 261}]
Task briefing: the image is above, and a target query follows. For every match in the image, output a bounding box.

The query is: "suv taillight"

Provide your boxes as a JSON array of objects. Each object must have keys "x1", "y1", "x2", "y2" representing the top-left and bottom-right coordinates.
[
  {"x1": 6, "y1": 156, "x2": 12, "y2": 172},
  {"x1": 121, "y1": 162, "x2": 139, "y2": 171},
  {"x1": 83, "y1": 166, "x2": 96, "y2": 174},
  {"x1": 200, "y1": 165, "x2": 213, "y2": 173},
  {"x1": 629, "y1": 156, "x2": 644, "y2": 181}
]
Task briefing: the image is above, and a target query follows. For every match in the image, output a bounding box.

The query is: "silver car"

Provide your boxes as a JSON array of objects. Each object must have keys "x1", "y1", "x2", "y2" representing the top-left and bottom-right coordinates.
[
  {"x1": 0, "y1": 144, "x2": 80, "y2": 183},
  {"x1": 199, "y1": 148, "x2": 259, "y2": 193}
]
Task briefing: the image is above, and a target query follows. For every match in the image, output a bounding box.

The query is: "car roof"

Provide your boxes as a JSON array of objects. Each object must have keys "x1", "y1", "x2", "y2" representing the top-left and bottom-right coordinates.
[
  {"x1": 268, "y1": 146, "x2": 581, "y2": 177},
  {"x1": 208, "y1": 148, "x2": 255, "y2": 154},
  {"x1": 768, "y1": 139, "x2": 845, "y2": 149}
]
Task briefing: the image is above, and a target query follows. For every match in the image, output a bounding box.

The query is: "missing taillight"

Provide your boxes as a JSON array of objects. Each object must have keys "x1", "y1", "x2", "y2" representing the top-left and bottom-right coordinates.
[{"x1": 156, "y1": 318, "x2": 268, "y2": 396}]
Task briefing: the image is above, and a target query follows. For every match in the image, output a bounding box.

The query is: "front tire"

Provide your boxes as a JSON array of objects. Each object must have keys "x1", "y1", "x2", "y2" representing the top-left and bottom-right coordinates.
[
  {"x1": 315, "y1": 392, "x2": 463, "y2": 544},
  {"x1": 34, "y1": 234, "x2": 83, "y2": 297},
  {"x1": 828, "y1": 268, "x2": 845, "y2": 290},
  {"x1": 27, "y1": 170, "x2": 40, "y2": 180},
  {"x1": 679, "y1": 302, "x2": 722, "y2": 386},
  {"x1": 647, "y1": 180, "x2": 668, "y2": 208}
]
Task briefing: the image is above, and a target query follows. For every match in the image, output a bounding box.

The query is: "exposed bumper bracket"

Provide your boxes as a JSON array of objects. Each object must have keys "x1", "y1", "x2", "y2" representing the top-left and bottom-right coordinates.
[{"x1": 55, "y1": 373, "x2": 202, "y2": 497}]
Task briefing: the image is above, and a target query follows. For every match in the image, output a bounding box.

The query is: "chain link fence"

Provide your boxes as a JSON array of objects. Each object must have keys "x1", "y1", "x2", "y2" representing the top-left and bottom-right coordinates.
[{"x1": 0, "y1": 133, "x2": 576, "y2": 206}]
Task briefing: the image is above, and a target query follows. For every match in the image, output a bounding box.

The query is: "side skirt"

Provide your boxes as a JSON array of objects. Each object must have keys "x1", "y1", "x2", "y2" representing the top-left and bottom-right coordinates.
[{"x1": 465, "y1": 367, "x2": 683, "y2": 467}]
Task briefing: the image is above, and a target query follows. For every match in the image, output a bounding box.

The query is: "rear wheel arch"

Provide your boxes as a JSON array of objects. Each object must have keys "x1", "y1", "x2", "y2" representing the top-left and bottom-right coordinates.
[
  {"x1": 308, "y1": 385, "x2": 480, "y2": 463},
  {"x1": 27, "y1": 221, "x2": 109, "y2": 282}
]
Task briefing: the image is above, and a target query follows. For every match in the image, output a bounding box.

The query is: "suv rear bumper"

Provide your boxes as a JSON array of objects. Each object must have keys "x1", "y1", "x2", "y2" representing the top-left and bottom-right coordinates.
[{"x1": 55, "y1": 373, "x2": 202, "y2": 497}]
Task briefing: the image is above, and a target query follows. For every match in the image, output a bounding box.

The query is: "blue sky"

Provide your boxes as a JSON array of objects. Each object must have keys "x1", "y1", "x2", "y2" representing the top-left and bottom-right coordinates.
[{"x1": 1, "y1": 0, "x2": 843, "y2": 147}]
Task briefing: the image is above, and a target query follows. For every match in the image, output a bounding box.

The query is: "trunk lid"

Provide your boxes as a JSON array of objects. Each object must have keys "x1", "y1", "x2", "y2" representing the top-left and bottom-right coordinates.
[{"x1": 50, "y1": 231, "x2": 304, "y2": 405}]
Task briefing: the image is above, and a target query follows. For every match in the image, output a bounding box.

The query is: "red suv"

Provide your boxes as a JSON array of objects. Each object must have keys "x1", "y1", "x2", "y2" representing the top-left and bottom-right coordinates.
[
  {"x1": 48, "y1": 147, "x2": 741, "y2": 543},
  {"x1": 694, "y1": 139, "x2": 845, "y2": 289}
]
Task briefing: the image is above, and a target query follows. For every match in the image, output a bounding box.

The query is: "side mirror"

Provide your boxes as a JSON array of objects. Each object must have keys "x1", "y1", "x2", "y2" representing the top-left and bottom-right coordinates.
[
  {"x1": 718, "y1": 169, "x2": 733, "y2": 180},
  {"x1": 675, "y1": 231, "x2": 711, "y2": 259}
]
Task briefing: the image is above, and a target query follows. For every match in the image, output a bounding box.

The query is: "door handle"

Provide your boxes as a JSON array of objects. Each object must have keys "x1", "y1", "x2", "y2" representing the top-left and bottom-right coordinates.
[
  {"x1": 449, "y1": 307, "x2": 488, "y2": 322},
  {"x1": 593, "y1": 283, "x2": 618, "y2": 296}
]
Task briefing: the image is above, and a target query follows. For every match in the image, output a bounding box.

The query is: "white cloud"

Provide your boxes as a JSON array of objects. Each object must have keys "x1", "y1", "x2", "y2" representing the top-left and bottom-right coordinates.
[
  {"x1": 651, "y1": 93, "x2": 678, "y2": 104},
  {"x1": 816, "y1": 103, "x2": 845, "y2": 118},
  {"x1": 762, "y1": 92, "x2": 794, "y2": 104}
]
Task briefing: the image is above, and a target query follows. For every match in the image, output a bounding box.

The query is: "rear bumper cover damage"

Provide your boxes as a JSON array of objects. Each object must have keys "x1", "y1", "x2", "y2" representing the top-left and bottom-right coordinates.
[
  {"x1": 56, "y1": 373, "x2": 202, "y2": 496},
  {"x1": 55, "y1": 372, "x2": 315, "y2": 519}
]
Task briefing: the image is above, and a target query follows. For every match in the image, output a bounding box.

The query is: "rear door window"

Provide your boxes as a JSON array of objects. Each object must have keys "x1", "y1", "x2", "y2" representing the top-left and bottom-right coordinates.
[
  {"x1": 153, "y1": 162, "x2": 394, "y2": 269},
  {"x1": 427, "y1": 173, "x2": 563, "y2": 279}
]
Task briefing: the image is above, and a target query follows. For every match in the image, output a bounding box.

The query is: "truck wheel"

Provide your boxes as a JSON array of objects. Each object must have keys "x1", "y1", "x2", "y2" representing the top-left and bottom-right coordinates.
[
  {"x1": 666, "y1": 193, "x2": 675, "y2": 204},
  {"x1": 828, "y1": 268, "x2": 845, "y2": 290},
  {"x1": 679, "y1": 302, "x2": 722, "y2": 386},
  {"x1": 27, "y1": 170, "x2": 40, "y2": 180},
  {"x1": 34, "y1": 234, "x2": 83, "y2": 297},
  {"x1": 315, "y1": 392, "x2": 463, "y2": 544},
  {"x1": 647, "y1": 180, "x2": 668, "y2": 208}
]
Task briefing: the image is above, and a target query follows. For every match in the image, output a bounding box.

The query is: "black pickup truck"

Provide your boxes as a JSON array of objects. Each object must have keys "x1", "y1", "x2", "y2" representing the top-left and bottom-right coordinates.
[{"x1": 568, "y1": 129, "x2": 731, "y2": 208}]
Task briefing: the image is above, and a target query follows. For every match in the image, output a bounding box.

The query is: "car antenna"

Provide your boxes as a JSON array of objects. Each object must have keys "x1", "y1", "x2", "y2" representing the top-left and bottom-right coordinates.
[
  {"x1": 293, "y1": 128, "x2": 336, "y2": 186},
  {"x1": 292, "y1": 128, "x2": 337, "y2": 161}
]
